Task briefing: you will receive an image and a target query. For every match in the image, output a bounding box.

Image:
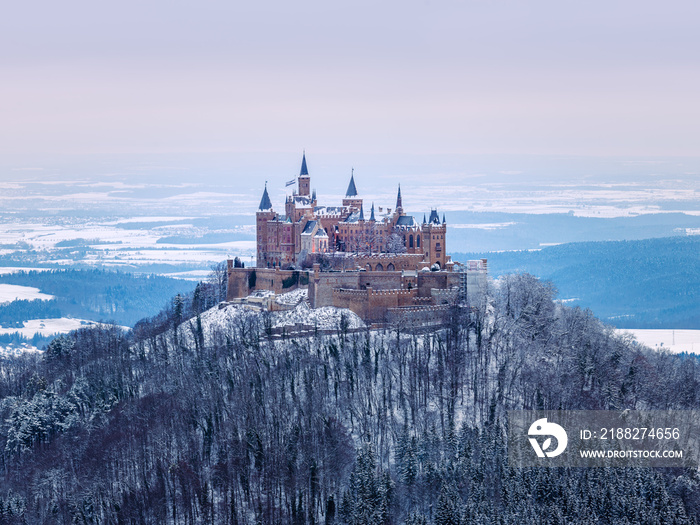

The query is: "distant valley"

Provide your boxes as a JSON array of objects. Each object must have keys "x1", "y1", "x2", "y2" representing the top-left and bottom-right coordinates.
[{"x1": 456, "y1": 235, "x2": 700, "y2": 329}]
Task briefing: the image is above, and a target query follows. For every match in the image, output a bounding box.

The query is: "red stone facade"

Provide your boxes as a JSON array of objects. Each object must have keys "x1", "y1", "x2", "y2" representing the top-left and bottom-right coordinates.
[
  {"x1": 227, "y1": 154, "x2": 488, "y2": 323},
  {"x1": 255, "y1": 154, "x2": 451, "y2": 271}
]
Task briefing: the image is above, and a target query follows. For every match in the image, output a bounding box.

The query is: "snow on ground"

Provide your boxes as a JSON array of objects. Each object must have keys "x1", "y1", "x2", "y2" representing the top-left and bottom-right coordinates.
[
  {"x1": 0, "y1": 345, "x2": 43, "y2": 358},
  {"x1": 161, "y1": 270, "x2": 213, "y2": 281},
  {"x1": 0, "y1": 318, "x2": 130, "y2": 356},
  {"x1": 276, "y1": 288, "x2": 308, "y2": 306},
  {"x1": 186, "y1": 301, "x2": 365, "y2": 346},
  {"x1": 0, "y1": 284, "x2": 54, "y2": 302},
  {"x1": 0, "y1": 318, "x2": 114, "y2": 338},
  {"x1": 0, "y1": 267, "x2": 54, "y2": 275},
  {"x1": 617, "y1": 329, "x2": 700, "y2": 355},
  {"x1": 270, "y1": 301, "x2": 364, "y2": 330}
]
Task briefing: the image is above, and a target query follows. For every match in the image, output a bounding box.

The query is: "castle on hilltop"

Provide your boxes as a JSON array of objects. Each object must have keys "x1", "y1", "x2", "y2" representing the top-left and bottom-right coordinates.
[
  {"x1": 255, "y1": 152, "x2": 452, "y2": 272},
  {"x1": 228, "y1": 153, "x2": 487, "y2": 324}
]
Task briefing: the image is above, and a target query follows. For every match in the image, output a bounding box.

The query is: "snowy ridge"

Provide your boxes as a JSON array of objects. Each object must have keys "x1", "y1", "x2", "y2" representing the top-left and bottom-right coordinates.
[
  {"x1": 275, "y1": 288, "x2": 307, "y2": 306},
  {"x1": 179, "y1": 300, "x2": 365, "y2": 347}
]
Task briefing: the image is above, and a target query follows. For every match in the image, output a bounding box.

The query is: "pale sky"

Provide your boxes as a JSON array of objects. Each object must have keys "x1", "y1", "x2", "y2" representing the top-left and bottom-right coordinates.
[{"x1": 2, "y1": 0, "x2": 699, "y2": 158}]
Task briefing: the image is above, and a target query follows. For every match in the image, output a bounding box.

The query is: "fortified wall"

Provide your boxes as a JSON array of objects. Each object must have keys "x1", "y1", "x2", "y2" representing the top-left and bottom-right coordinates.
[
  {"x1": 227, "y1": 258, "x2": 487, "y2": 324},
  {"x1": 228, "y1": 152, "x2": 487, "y2": 323},
  {"x1": 227, "y1": 262, "x2": 308, "y2": 299}
]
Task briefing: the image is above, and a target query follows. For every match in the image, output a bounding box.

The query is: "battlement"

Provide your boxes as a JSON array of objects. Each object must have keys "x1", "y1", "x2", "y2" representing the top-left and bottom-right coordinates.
[{"x1": 369, "y1": 288, "x2": 415, "y2": 297}]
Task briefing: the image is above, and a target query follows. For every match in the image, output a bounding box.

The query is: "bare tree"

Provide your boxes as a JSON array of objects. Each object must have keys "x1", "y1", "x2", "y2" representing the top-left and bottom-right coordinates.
[
  {"x1": 209, "y1": 261, "x2": 228, "y2": 303},
  {"x1": 386, "y1": 230, "x2": 407, "y2": 254}
]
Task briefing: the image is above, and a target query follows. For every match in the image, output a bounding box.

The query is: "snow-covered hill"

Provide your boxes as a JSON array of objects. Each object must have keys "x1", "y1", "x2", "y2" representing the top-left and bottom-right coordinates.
[{"x1": 178, "y1": 298, "x2": 365, "y2": 348}]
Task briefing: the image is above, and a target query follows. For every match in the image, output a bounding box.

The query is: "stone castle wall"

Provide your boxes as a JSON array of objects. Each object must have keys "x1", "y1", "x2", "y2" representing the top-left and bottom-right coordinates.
[
  {"x1": 228, "y1": 258, "x2": 486, "y2": 325},
  {"x1": 227, "y1": 264, "x2": 307, "y2": 301}
]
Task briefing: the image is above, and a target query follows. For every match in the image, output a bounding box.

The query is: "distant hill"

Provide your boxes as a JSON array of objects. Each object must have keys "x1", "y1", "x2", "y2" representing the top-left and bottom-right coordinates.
[
  {"x1": 444, "y1": 211, "x2": 700, "y2": 252},
  {"x1": 454, "y1": 235, "x2": 700, "y2": 329},
  {"x1": 0, "y1": 269, "x2": 198, "y2": 327}
]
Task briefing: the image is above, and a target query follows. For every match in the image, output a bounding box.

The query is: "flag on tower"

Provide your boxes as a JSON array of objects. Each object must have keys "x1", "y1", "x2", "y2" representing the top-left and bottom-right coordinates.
[{"x1": 285, "y1": 179, "x2": 296, "y2": 187}]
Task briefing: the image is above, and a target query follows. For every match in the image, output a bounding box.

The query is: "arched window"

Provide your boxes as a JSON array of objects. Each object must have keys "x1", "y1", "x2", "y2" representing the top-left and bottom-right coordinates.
[
  {"x1": 409, "y1": 235, "x2": 414, "y2": 248},
  {"x1": 366, "y1": 263, "x2": 372, "y2": 271},
  {"x1": 416, "y1": 235, "x2": 420, "y2": 248},
  {"x1": 387, "y1": 263, "x2": 395, "y2": 271},
  {"x1": 376, "y1": 263, "x2": 384, "y2": 271}
]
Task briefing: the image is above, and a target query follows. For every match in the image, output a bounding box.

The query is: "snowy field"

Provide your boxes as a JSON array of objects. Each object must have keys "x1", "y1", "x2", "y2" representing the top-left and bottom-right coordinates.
[
  {"x1": 0, "y1": 284, "x2": 54, "y2": 302},
  {"x1": 0, "y1": 267, "x2": 54, "y2": 275},
  {"x1": 0, "y1": 216, "x2": 255, "y2": 270},
  {"x1": 0, "y1": 318, "x2": 107, "y2": 338},
  {"x1": 0, "y1": 318, "x2": 130, "y2": 356},
  {"x1": 617, "y1": 329, "x2": 700, "y2": 355}
]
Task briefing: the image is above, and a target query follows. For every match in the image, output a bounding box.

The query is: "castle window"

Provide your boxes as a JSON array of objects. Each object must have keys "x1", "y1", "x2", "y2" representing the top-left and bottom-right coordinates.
[
  {"x1": 409, "y1": 235, "x2": 414, "y2": 248},
  {"x1": 376, "y1": 263, "x2": 384, "y2": 271},
  {"x1": 416, "y1": 235, "x2": 420, "y2": 247}
]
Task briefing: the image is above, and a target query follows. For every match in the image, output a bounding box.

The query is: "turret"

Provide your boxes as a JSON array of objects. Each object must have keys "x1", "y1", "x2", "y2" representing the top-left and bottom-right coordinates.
[
  {"x1": 256, "y1": 182, "x2": 276, "y2": 267},
  {"x1": 342, "y1": 168, "x2": 363, "y2": 211},
  {"x1": 258, "y1": 183, "x2": 272, "y2": 211},
  {"x1": 298, "y1": 152, "x2": 311, "y2": 196}
]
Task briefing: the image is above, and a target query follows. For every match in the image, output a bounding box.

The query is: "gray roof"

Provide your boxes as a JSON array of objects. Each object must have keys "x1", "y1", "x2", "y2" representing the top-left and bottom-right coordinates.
[
  {"x1": 344, "y1": 211, "x2": 361, "y2": 223},
  {"x1": 302, "y1": 220, "x2": 317, "y2": 234},
  {"x1": 429, "y1": 209, "x2": 440, "y2": 224},
  {"x1": 293, "y1": 196, "x2": 312, "y2": 207},
  {"x1": 300, "y1": 152, "x2": 309, "y2": 176},
  {"x1": 346, "y1": 172, "x2": 358, "y2": 197},
  {"x1": 396, "y1": 215, "x2": 416, "y2": 227},
  {"x1": 258, "y1": 185, "x2": 272, "y2": 211}
]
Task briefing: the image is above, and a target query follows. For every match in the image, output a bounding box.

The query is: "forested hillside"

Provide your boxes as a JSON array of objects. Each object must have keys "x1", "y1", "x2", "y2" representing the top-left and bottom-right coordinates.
[
  {"x1": 0, "y1": 269, "x2": 199, "y2": 327},
  {"x1": 455, "y1": 235, "x2": 700, "y2": 328},
  {"x1": 0, "y1": 275, "x2": 699, "y2": 523}
]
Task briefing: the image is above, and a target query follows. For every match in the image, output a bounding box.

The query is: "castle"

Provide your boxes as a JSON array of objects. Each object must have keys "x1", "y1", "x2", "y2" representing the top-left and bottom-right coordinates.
[{"x1": 227, "y1": 153, "x2": 487, "y2": 324}]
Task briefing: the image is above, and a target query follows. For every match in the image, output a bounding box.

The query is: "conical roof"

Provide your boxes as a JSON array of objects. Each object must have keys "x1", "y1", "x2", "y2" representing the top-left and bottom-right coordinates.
[
  {"x1": 258, "y1": 184, "x2": 272, "y2": 211},
  {"x1": 300, "y1": 152, "x2": 309, "y2": 176},
  {"x1": 346, "y1": 170, "x2": 358, "y2": 197}
]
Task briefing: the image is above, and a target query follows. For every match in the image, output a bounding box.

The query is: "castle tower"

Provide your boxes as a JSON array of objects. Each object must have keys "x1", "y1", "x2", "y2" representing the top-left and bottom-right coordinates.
[
  {"x1": 256, "y1": 183, "x2": 276, "y2": 267},
  {"x1": 396, "y1": 184, "x2": 403, "y2": 211},
  {"x1": 342, "y1": 168, "x2": 363, "y2": 210},
  {"x1": 422, "y1": 208, "x2": 447, "y2": 269},
  {"x1": 298, "y1": 152, "x2": 311, "y2": 197}
]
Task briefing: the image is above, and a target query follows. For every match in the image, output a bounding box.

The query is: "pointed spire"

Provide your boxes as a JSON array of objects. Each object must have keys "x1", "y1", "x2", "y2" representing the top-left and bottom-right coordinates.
[
  {"x1": 300, "y1": 151, "x2": 309, "y2": 176},
  {"x1": 258, "y1": 182, "x2": 272, "y2": 211},
  {"x1": 442, "y1": 213, "x2": 446, "y2": 224},
  {"x1": 396, "y1": 184, "x2": 403, "y2": 209},
  {"x1": 359, "y1": 204, "x2": 365, "y2": 221},
  {"x1": 423, "y1": 213, "x2": 427, "y2": 224},
  {"x1": 346, "y1": 168, "x2": 358, "y2": 197},
  {"x1": 312, "y1": 188, "x2": 316, "y2": 201},
  {"x1": 369, "y1": 202, "x2": 376, "y2": 221},
  {"x1": 429, "y1": 209, "x2": 440, "y2": 224}
]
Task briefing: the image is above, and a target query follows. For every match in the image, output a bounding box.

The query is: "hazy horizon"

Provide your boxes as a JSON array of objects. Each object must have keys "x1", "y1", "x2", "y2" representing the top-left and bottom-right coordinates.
[{"x1": 2, "y1": 0, "x2": 699, "y2": 161}]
